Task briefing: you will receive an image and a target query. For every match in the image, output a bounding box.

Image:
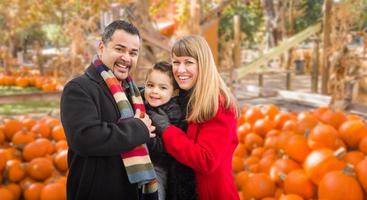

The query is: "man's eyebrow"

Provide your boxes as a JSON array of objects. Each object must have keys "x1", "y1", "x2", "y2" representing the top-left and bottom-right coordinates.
[{"x1": 115, "y1": 44, "x2": 138, "y2": 52}]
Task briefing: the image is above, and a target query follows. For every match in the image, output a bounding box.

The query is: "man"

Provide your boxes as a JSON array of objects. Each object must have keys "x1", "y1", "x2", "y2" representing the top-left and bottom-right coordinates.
[{"x1": 61, "y1": 20, "x2": 156, "y2": 200}]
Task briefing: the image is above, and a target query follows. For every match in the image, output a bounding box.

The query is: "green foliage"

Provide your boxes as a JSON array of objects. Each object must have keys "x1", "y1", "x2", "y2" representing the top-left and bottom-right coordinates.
[
  {"x1": 0, "y1": 86, "x2": 41, "y2": 95},
  {"x1": 219, "y1": 0, "x2": 263, "y2": 45},
  {"x1": 294, "y1": 0, "x2": 323, "y2": 32},
  {"x1": 42, "y1": 24, "x2": 70, "y2": 47},
  {"x1": 0, "y1": 100, "x2": 59, "y2": 116}
]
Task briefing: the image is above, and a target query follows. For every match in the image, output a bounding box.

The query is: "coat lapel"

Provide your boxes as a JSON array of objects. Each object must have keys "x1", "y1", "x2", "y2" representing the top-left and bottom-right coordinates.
[{"x1": 85, "y1": 65, "x2": 120, "y2": 116}]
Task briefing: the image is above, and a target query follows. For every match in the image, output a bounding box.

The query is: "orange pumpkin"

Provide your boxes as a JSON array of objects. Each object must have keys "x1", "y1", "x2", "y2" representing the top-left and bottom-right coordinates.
[
  {"x1": 269, "y1": 157, "x2": 301, "y2": 183},
  {"x1": 24, "y1": 182, "x2": 45, "y2": 200},
  {"x1": 244, "y1": 133, "x2": 264, "y2": 151},
  {"x1": 53, "y1": 150, "x2": 68, "y2": 172},
  {"x1": 4, "y1": 159, "x2": 26, "y2": 182},
  {"x1": 244, "y1": 107, "x2": 264, "y2": 125},
  {"x1": 295, "y1": 111, "x2": 318, "y2": 134},
  {"x1": 11, "y1": 128, "x2": 35, "y2": 147},
  {"x1": 303, "y1": 148, "x2": 347, "y2": 185},
  {"x1": 356, "y1": 159, "x2": 367, "y2": 193},
  {"x1": 3, "y1": 118, "x2": 23, "y2": 141},
  {"x1": 27, "y1": 157, "x2": 55, "y2": 181},
  {"x1": 4, "y1": 183, "x2": 21, "y2": 200},
  {"x1": 320, "y1": 110, "x2": 347, "y2": 129},
  {"x1": 261, "y1": 104, "x2": 280, "y2": 120},
  {"x1": 282, "y1": 169, "x2": 316, "y2": 199},
  {"x1": 40, "y1": 182, "x2": 66, "y2": 200},
  {"x1": 339, "y1": 120, "x2": 367, "y2": 149},
  {"x1": 343, "y1": 151, "x2": 365, "y2": 167},
  {"x1": 253, "y1": 118, "x2": 274, "y2": 137},
  {"x1": 307, "y1": 124, "x2": 340, "y2": 150},
  {"x1": 0, "y1": 187, "x2": 14, "y2": 200},
  {"x1": 241, "y1": 173, "x2": 276, "y2": 199},
  {"x1": 318, "y1": 165, "x2": 363, "y2": 200},
  {"x1": 284, "y1": 134, "x2": 311, "y2": 163}
]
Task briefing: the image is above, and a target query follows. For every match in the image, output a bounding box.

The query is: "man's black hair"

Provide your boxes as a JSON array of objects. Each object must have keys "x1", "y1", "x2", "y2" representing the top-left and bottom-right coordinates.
[{"x1": 102, "y1": 20, "x2": 140, "y2": 44}]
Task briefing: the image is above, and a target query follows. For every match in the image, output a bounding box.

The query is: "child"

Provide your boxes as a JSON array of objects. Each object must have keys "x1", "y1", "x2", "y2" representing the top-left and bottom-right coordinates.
[{"x1": 144, "y1": 61, "x2": 183, "y2": 200}]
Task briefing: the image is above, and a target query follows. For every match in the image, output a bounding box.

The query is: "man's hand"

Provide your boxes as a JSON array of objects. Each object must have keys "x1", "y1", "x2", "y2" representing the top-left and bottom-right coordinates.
[
  {"x1": 147, "y1": 108, "x2": 170, "y2": 136},
  {"x1": 135, "y1": 109, "x2": 156, "y2": 138}
]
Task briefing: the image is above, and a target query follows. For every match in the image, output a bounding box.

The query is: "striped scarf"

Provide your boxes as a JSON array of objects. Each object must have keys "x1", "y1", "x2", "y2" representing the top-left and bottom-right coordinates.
[{"x1": 93, "y1": 56, "x2": 158, "y2": 199}]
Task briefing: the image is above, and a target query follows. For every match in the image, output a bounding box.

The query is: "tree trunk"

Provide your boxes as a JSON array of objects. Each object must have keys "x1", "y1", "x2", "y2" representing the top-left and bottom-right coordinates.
[{"x1": 322, "y1": 0, "x2": 333, "y2": 94}]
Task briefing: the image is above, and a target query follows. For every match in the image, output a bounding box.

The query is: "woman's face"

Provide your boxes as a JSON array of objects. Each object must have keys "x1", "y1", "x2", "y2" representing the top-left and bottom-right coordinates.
[{"x1": 171, "y1": 54, "x2": 198, "y2": 90}]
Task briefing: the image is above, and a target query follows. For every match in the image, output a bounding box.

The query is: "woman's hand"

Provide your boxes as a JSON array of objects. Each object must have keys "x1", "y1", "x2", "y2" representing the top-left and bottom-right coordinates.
[{"x1": 147, "y1": 108, "x2": 170, "y2": 136}]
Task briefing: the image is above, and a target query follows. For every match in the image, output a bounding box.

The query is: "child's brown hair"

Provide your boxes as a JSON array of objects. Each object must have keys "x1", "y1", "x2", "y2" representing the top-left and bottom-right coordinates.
[{"x1": 145, "y1": 61, "x2": 179, "y2": 89}]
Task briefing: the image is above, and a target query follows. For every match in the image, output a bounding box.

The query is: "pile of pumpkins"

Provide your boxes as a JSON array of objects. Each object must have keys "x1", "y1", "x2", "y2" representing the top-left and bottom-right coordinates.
[
  {"x1": 0, "y1": 67, "x2": 63, "y2": 92},
  {"x1": 233, "y1": 104, "x2": 367, "y2": 200},
  {"x1": 0, "y1": 115, "x2": 67, "y2": 200}
]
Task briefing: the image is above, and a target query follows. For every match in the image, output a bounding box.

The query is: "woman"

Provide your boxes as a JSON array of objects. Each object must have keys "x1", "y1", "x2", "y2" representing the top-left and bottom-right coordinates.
[{"x1": 149, "y1": 35, "x2": 240, "y2": 200}]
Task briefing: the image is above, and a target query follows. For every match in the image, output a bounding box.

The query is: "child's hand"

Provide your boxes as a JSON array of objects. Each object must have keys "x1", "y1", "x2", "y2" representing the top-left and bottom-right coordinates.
[
  {"x1": 135, "y1": 109, "x2": 156, "y2": 138},
  {"x1": 147, "y1": 108, "x2": 170, "y2": 136}
]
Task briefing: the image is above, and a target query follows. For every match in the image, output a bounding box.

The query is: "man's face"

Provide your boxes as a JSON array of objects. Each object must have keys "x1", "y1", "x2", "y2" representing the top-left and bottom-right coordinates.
[{"x1": 98, "y1": 30, "x2": 140, "y2": 81}]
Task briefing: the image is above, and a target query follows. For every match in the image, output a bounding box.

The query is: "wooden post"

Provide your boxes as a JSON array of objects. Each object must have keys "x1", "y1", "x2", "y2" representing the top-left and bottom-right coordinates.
[
  {"x1": 258, "y1": 73, "x2": 264, "y2": 97},
  {"x1": 234, "y1": 15, "x2": 241, "y2": 68},
  {"x1": 322, "y1": 0, "x2": 333, "y2": 94},
  {"x1": 190, "y1": 0, "x2": 201, "y2": 34},
  {"x1": 285, "y1": 0, "x2": 294, "y2": 91},
  {"x1": 231, "y1": 15, "x2": 241, "y2": 95},
  {"x1": 311, "y1": 37, "x2": 320, "y2": 93}
]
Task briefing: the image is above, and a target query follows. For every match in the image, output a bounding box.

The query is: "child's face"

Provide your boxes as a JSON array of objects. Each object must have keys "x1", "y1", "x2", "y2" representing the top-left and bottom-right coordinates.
[{"x1": 144, "y1": 70, "x2": 175, "y2": 107}]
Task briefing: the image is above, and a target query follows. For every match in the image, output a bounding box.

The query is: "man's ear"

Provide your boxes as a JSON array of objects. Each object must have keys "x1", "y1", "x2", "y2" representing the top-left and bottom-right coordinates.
[{"x1": 97, "y1": 41, "x2": 104, "y2": 56}]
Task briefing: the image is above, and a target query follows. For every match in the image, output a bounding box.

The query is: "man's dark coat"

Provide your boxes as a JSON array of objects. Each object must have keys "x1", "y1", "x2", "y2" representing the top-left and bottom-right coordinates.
[{"x1": 60, "y1": 65, "x2": 150, "y2": 200}]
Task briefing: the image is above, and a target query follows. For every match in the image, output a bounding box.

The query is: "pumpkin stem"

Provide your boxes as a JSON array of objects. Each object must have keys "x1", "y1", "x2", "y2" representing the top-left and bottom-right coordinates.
[
  {"x1": 343, "y1": 163, "x2": 356, "y2": 176},
  {"x1": 334, "y1": 147, "x2": 347, "y2": 159},
  {"x1": 279, "y1": 172, "x2": 287, "y2": 181}
]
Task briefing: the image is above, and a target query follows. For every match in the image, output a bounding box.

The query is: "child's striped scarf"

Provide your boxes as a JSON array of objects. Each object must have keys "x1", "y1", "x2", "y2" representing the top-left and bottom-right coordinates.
[{"x1": 93, "y1": 56, "x2": 158, "y2": 199}]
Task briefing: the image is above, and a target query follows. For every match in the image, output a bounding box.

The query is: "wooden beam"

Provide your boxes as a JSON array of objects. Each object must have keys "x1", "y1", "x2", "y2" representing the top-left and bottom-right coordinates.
[
  {"x1": 234, "y1": 23, "x2": 322, "y2": 79},
  {"x1": 0, "y1": 92, "x2": 62, "y2": 104}
]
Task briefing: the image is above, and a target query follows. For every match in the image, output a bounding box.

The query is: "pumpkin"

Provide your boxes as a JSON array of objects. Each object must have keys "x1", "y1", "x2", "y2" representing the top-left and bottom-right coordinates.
[
  {"x1": 274, "y1": 113, "x2": 292, "y2": 130},
  {"x1": 339, "y1": 120, "x2": 367, "y2": 149},
  {"x1": 282, "y1": 169, "x2": 315, "y2": 199},
  {"x1": 307, "y1": 124, "x2": 340, "y2": 150},
  {"x1": 0, "y1": 187, "x2": 14, "y2": 200},
  {"x1": 3, "y1": 118, "x2": 23, "y2": 141},
  {"x1": 40, "y1": 182, "x2": 66, "y2": 200},
  {"x1": 261, "y1": 104, "x2": 280, "y2": 120},
  {"x1": 303, "y1": 148, "x2": 347, "y2": 185},
  {"x1": 24, "y1": 182, "x2": 45, "y2": 200},
  {"x1": 253, "y1": 118, "x2": 274, "y2": 137},
  {"x1": 342, "y1": 151, "x2": 364, "y2": 167},
  {"x1": 4, "y1": 183, "x2": 21, "y2": 200},
  {"x1": 320, "y1": 110, "x2": 347, "y2": 129},
  {"x1": 318, "y1": 165, "x2": 363, "y2": 200},
  {"x1": 356, "y1": 159, "x2": 367, "y2": 193},
  {"x1": 244, "y1": 107, "x2": 264, "y2": 125},
  {"x1": 234, "y1": 171, "x2": 249, "y2": 189},
  {"x1": 295, "y1": 111, "x2": 318, "y2": 134},
  {"x1": 284, "y1": 134, "x2": 311, "y2": 163},
  {"x1": 4, "y1": 159, "x2": 26, "y2": 182},
  {"x1": 53, "y1": 150, "x2": 68, "y2": 172},
  {"x1": 244, "y1": 133, "x2": 264, "y2": 151},
  {"x1": 51, "y1": 125, "x2": 66, "y2": 141},
  {"x1": 27, "y1": 157, "x2": 55, "y2": 181},
  {"x1": 241, "y1": 173, "x2": 276, "y2": 199},
  {"x1": 269, "y1": 157, "x2": 301, "y2": 183},
  {"x1": 279, "y1": 194, "x2": 304, "y2": 200},
  {"x1": 11, "y1": 128, "x2": 35, "y2": 147}
]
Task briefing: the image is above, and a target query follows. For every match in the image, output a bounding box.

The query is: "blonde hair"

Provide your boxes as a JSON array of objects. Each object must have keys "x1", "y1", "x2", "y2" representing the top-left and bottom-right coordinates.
[{"x1": 171, "y1": 35, "x2": 238, "y2": 123}]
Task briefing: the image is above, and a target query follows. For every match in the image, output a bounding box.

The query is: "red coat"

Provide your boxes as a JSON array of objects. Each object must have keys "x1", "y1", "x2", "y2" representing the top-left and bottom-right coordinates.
[{"x1": 162, "y1": 104, "x2": 240, "y2": 200}]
